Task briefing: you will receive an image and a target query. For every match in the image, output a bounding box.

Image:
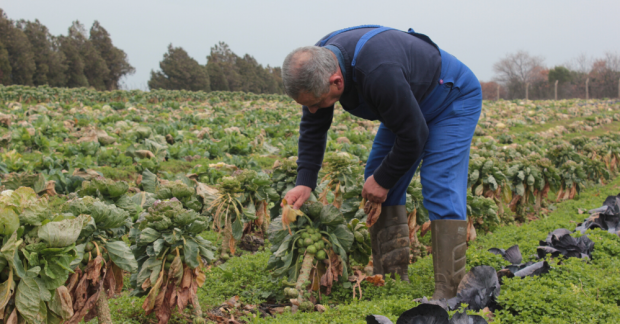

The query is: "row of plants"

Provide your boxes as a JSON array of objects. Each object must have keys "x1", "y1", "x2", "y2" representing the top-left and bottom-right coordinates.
[{"x1": 1, "y1": 88, "x2": 620, "y2": 323}]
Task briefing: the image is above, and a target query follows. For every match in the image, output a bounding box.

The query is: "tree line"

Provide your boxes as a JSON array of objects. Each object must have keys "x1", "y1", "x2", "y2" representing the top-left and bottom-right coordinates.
[
  {"x1": 482, "y1": 51, "x2": 620, "y2": 100},
  {"x1": 0, "y1": 9, "x2": 135, "y2": 90},
  {"x1": 148, "y1": 42, "x2": 284, "y2": 94}
]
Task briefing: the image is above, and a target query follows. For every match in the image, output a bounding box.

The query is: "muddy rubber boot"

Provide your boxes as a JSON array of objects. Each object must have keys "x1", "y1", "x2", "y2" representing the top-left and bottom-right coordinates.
[
  {"x1": 369, "y1": 205, "x2": 410, "y2": 282},
  {"x1": 431, "y1": 219, "x2": 468, "y2": 300}
]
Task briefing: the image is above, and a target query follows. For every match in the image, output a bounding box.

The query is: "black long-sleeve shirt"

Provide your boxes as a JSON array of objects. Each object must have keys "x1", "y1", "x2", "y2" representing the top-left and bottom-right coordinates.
[{"x1": 296, "y1": 28, "x2": 442, "y2": 190}]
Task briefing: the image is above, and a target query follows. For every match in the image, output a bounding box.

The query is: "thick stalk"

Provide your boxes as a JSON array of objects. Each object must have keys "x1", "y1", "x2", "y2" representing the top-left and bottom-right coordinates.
[
  {"x1": 260, "y1": 201, "x2": 270, "y2": 234},
  {"x1": 535, "y1": 191, "x2": 543, "y2": 215},
  {"x1": 493, "y1": 196, "x2": 504, "y2": 219},
  {"x1": 295, "y1": 253, "x2": 315, "y2": 302},
  {"x1": 191, "y1": 293, "x2": 205, "y2": 324},
  {"x1": 95, "y1": 292, "x2": 112, "y2": 324},
  {"x1": 222, "y1": 216, "x2": 233, "y2": 256},
  {"x1": 516, "y1": 203, "x2": 525, "y2": 223}
]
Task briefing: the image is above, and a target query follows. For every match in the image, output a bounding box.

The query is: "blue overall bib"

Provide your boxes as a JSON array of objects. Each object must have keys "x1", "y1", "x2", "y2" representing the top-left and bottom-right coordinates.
[{"x1": 321, "y1": 26, "x2": 482, "y2": 221}]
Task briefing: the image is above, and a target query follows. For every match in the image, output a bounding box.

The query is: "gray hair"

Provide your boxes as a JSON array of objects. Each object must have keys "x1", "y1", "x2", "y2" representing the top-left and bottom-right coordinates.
[{"x1": 282, "y1": 46, "x2": 338, "y2": 99}]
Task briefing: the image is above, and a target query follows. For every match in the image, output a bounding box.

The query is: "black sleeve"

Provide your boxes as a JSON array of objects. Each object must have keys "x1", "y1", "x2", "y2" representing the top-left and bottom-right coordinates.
[
  {"x1": 360, "y1": 64, "x2": 429, "y2": 189},
  {"x1": 295, "y1": 105, "x2": 334, "y2": 190}
]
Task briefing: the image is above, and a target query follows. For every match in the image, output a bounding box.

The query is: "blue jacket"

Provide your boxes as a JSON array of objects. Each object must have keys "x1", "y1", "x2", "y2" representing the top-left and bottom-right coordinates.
[{"x1": 296, "y1": 27, "x2": 442, "y2": 190}]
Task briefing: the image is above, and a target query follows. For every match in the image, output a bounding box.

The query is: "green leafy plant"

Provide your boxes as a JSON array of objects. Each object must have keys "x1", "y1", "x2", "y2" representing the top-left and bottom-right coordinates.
[
  {"x1": 267, "y1": 201, "x2": 355, "y2": 308},
  {"x1": 130, "y1": 199, "x2": 215, "y2": 323}
]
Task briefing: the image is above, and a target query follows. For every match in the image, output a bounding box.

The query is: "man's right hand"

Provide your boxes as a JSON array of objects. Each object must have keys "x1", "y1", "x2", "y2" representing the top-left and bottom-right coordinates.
[{"x1": 282, "y1": 185, "x2": 312, "y2": 210}]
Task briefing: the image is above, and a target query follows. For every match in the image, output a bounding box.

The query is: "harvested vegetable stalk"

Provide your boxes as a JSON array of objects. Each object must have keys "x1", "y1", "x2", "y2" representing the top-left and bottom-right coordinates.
[{"x1": 361, "y1": 198, "x2": 382, "y2": 228}]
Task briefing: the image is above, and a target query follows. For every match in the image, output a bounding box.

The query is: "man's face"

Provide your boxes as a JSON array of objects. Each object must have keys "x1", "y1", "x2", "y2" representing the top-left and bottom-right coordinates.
[
  {"x1": 295, "y1": 87, "x2": 341, "y2": 114},
  {"x1": 294, "y1": 68, "x2": 345, "y2": 114}
]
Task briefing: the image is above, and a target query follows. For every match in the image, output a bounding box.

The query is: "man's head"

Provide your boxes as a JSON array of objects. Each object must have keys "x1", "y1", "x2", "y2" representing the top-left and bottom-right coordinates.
[{"x1": 282, "y1": 46, "x2": 345, "y2": 113}]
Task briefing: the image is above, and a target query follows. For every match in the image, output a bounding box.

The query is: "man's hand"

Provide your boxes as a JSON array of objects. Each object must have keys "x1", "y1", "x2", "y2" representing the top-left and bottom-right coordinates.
[
  {"x1": 362, "y1": 175, "x2": 388, "y2": 203},
  {"x1": 282, "y1": 185, "x2": 312, "y2": 210}
]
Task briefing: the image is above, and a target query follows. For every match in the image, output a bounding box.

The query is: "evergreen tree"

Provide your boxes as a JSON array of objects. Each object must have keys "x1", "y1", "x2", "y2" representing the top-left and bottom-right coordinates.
[
  {"x1": 18, "y1": 19, "x2": 68, "y2": 87},
  {"x1": 206, "y1": 60, "x2": 229, "y2": 91},
  {"x1": 267, "y1": 66, "x2": 284, "y2": 93},
  {"x1": 47, "y1": 36, "x2": 68, "y2": 87},
  {"x1": 0, "y1": 40, "x2": 11, "y2": 85},
  {"x1": 66, "y1": 21, "x2": 109, "y2": 90},
  {"x1": 206, "y1": 42, "x2": 283, "y2": 94},
  {"x1": 89, "y1": 21, "x2": 135, "y2": 90},
  {"x1": 206, "y1": 42, "x2": 240, "y2": 91},
  {"x1": 58, "y1": 27, "x2": 88, "y2": 88},
  {"x1": 0, "y1": 9, "x2": 36, "y2": 85},
  {"x1": 148, "y1": 44, "x2": 210, "y2": 91}
]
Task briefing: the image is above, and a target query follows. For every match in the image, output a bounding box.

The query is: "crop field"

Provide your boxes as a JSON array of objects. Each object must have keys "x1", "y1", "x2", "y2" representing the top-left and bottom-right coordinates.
[{"x1": 1, "y1": 85, "x2": 620, "y2": 324}]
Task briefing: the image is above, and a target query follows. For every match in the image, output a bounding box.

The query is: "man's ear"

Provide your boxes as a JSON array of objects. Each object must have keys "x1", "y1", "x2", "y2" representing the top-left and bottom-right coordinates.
[{"x1": 329, "y1": 72, "x2": 344, "y2": 91}]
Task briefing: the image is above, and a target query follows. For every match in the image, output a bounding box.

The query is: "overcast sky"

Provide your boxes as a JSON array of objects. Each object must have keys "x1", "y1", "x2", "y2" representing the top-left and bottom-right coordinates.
[{"x1": 2, "y1": 0, "x2": 619, "y2": 90}]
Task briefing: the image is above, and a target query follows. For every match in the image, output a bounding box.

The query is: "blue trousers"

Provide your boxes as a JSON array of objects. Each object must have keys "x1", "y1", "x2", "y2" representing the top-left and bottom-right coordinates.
[{"x1": 364, "y1": 50, "x2": 482, "y2": 221}]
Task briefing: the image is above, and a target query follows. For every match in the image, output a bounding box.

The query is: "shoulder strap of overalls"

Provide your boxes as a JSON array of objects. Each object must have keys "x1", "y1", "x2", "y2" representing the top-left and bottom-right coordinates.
[
  {"x1": 351, "y1": 27, "x2": 395, "y2": 81},
  {"x1": 407, "y1": 28, "x2": 440, "y2": 51},
  {"x1": 318, "y1": 25, "x2": 382, "y2": 47},
  {"x1": 320, "y1": 26, "x2": 439, "y2": 82}
]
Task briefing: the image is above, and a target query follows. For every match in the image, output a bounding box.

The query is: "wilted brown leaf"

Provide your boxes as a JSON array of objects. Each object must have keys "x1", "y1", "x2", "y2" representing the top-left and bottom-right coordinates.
[
  {"x1": 143, "y1": 271, "x2": 164, "y2": 315},
  {"x1": 255, "y1": 200, "x2": 266, "y2": 228},
  {"x1": 141, "y1": 277, "x2": 152, "y2": 291},
  {"x1": 195, "y1": 267, "x2": 206, "y2": 287},
  {"x1": 156, "y1": 281, "x2": 175, "y2": 324},
  {"x1": 72, "y1": 274, "x2": 89, "y2": 311},
  {"x1": 364, "y1": 200, "x2": 382, "y2": 228},
  {"x1": 467, "y1": 217, "x2": 477, "y2": 242},
  {"x1": 420, "y1": 220, "x2": 431, "y2": 237},
  {"x1": 365, "y1": 274, "x2": 385, "y2": 287},
  {"x1": 281, "y1": 199, "x2": 303, "y2": 235},
  {"x1": 407, "y1": 210, "x2": 419, "y2": 242},
  {"x1": 86, "y1": 256, "x2": 104, "y2": 287},
  {"x1": 176, "y1": 286, "x2": 190, "y2": 311},
  {"x1": 77, "y1": 135, "x2": 98, "y2": 143},
  {"x1": 225, "y1": 295, "x2": 240, "y2": 308},
  {"x1": 318, "y1": 189, "x2": 329, "y2": 205},
  {"x1": 112, "y1": 264, "x2": 124, "y2": 295},
  {"x1": 181, "y1": 265, "x2": 192, "y2": 289},
  {"x1": 509, "y1": 194, "x2": 522, "y2": 212},
  {"x1": 320, "y1": 261, "x2": 335, "y2": 295},
  {"x1": 45, "y1": 180, "x2": 57, "y2": 196},
  {"x1": 228, "y1": 233, "x2": 237, "y2": 256},
  {"x1": 169, "y1": 255, "x2": 184, "y2": 286},
  {"x1": 5, "y1": 308, "x2": 17, "y2": 324},
  {"x1": 0, "y1": 269, "x2": 15, "y2": 311},
  {"x1": 189, "y1": 278, "x2": 199, "y2": 309},
  {"x1": 103, "y1": 263, "x2": 116, "y2": 299},
  {"x1": 66, "y1": 272, "x2": 105, "y2": 324},
  {"x1": 72, "y1": 169, "x2": 101, "y2": 180},
  {"x1": 49, "y1": 286, "x2": 74, "y2": 320},
  {"x1": 135, "y1": 150, "x2": 155, "y2": 159},
  {"x1": 481, "y1": 307, "x2": 495, "y2": 321}
]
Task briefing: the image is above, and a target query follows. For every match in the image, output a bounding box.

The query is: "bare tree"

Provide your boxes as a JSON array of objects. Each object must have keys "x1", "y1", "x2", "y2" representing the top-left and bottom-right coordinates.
[
  {"x1": 493, "y1": 51, "x2": 545, "y2": 84},
  {"x1": 604, "y1": 51, "x2": 620, "y2": 72},
  {"x1": 493, "y1": 51, "x2": 546, "y2": 99},
  {"x1": 567, "y1": 53, "x2": 591, "y2": 74}
]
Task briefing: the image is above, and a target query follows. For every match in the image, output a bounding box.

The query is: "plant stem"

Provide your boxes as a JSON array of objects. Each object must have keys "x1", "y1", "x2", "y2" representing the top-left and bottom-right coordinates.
[
  {"x1": 295, "y1": 253, "x2": 315, "y2": 302},
  {"x1": 95, "y1": 292, "x2": 112, "y2": 324},
  {"x1": 191, "y1": 293, "x2": 205, "y2": 324}
]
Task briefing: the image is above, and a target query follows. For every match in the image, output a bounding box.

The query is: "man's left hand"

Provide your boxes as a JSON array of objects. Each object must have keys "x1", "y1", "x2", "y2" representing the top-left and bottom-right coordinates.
[{"x1": 362, "y1": 175, "x2": 389, "y2": 203}]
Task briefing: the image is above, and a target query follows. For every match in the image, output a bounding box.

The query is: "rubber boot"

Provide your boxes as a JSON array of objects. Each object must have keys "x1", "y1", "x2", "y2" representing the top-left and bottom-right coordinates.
[
  {"x1": 369, "y1": 205, "x2": 410, "y2": 282},
  {"x1": 431, "y1": 219, "x2": 468, "y2": 300}
]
